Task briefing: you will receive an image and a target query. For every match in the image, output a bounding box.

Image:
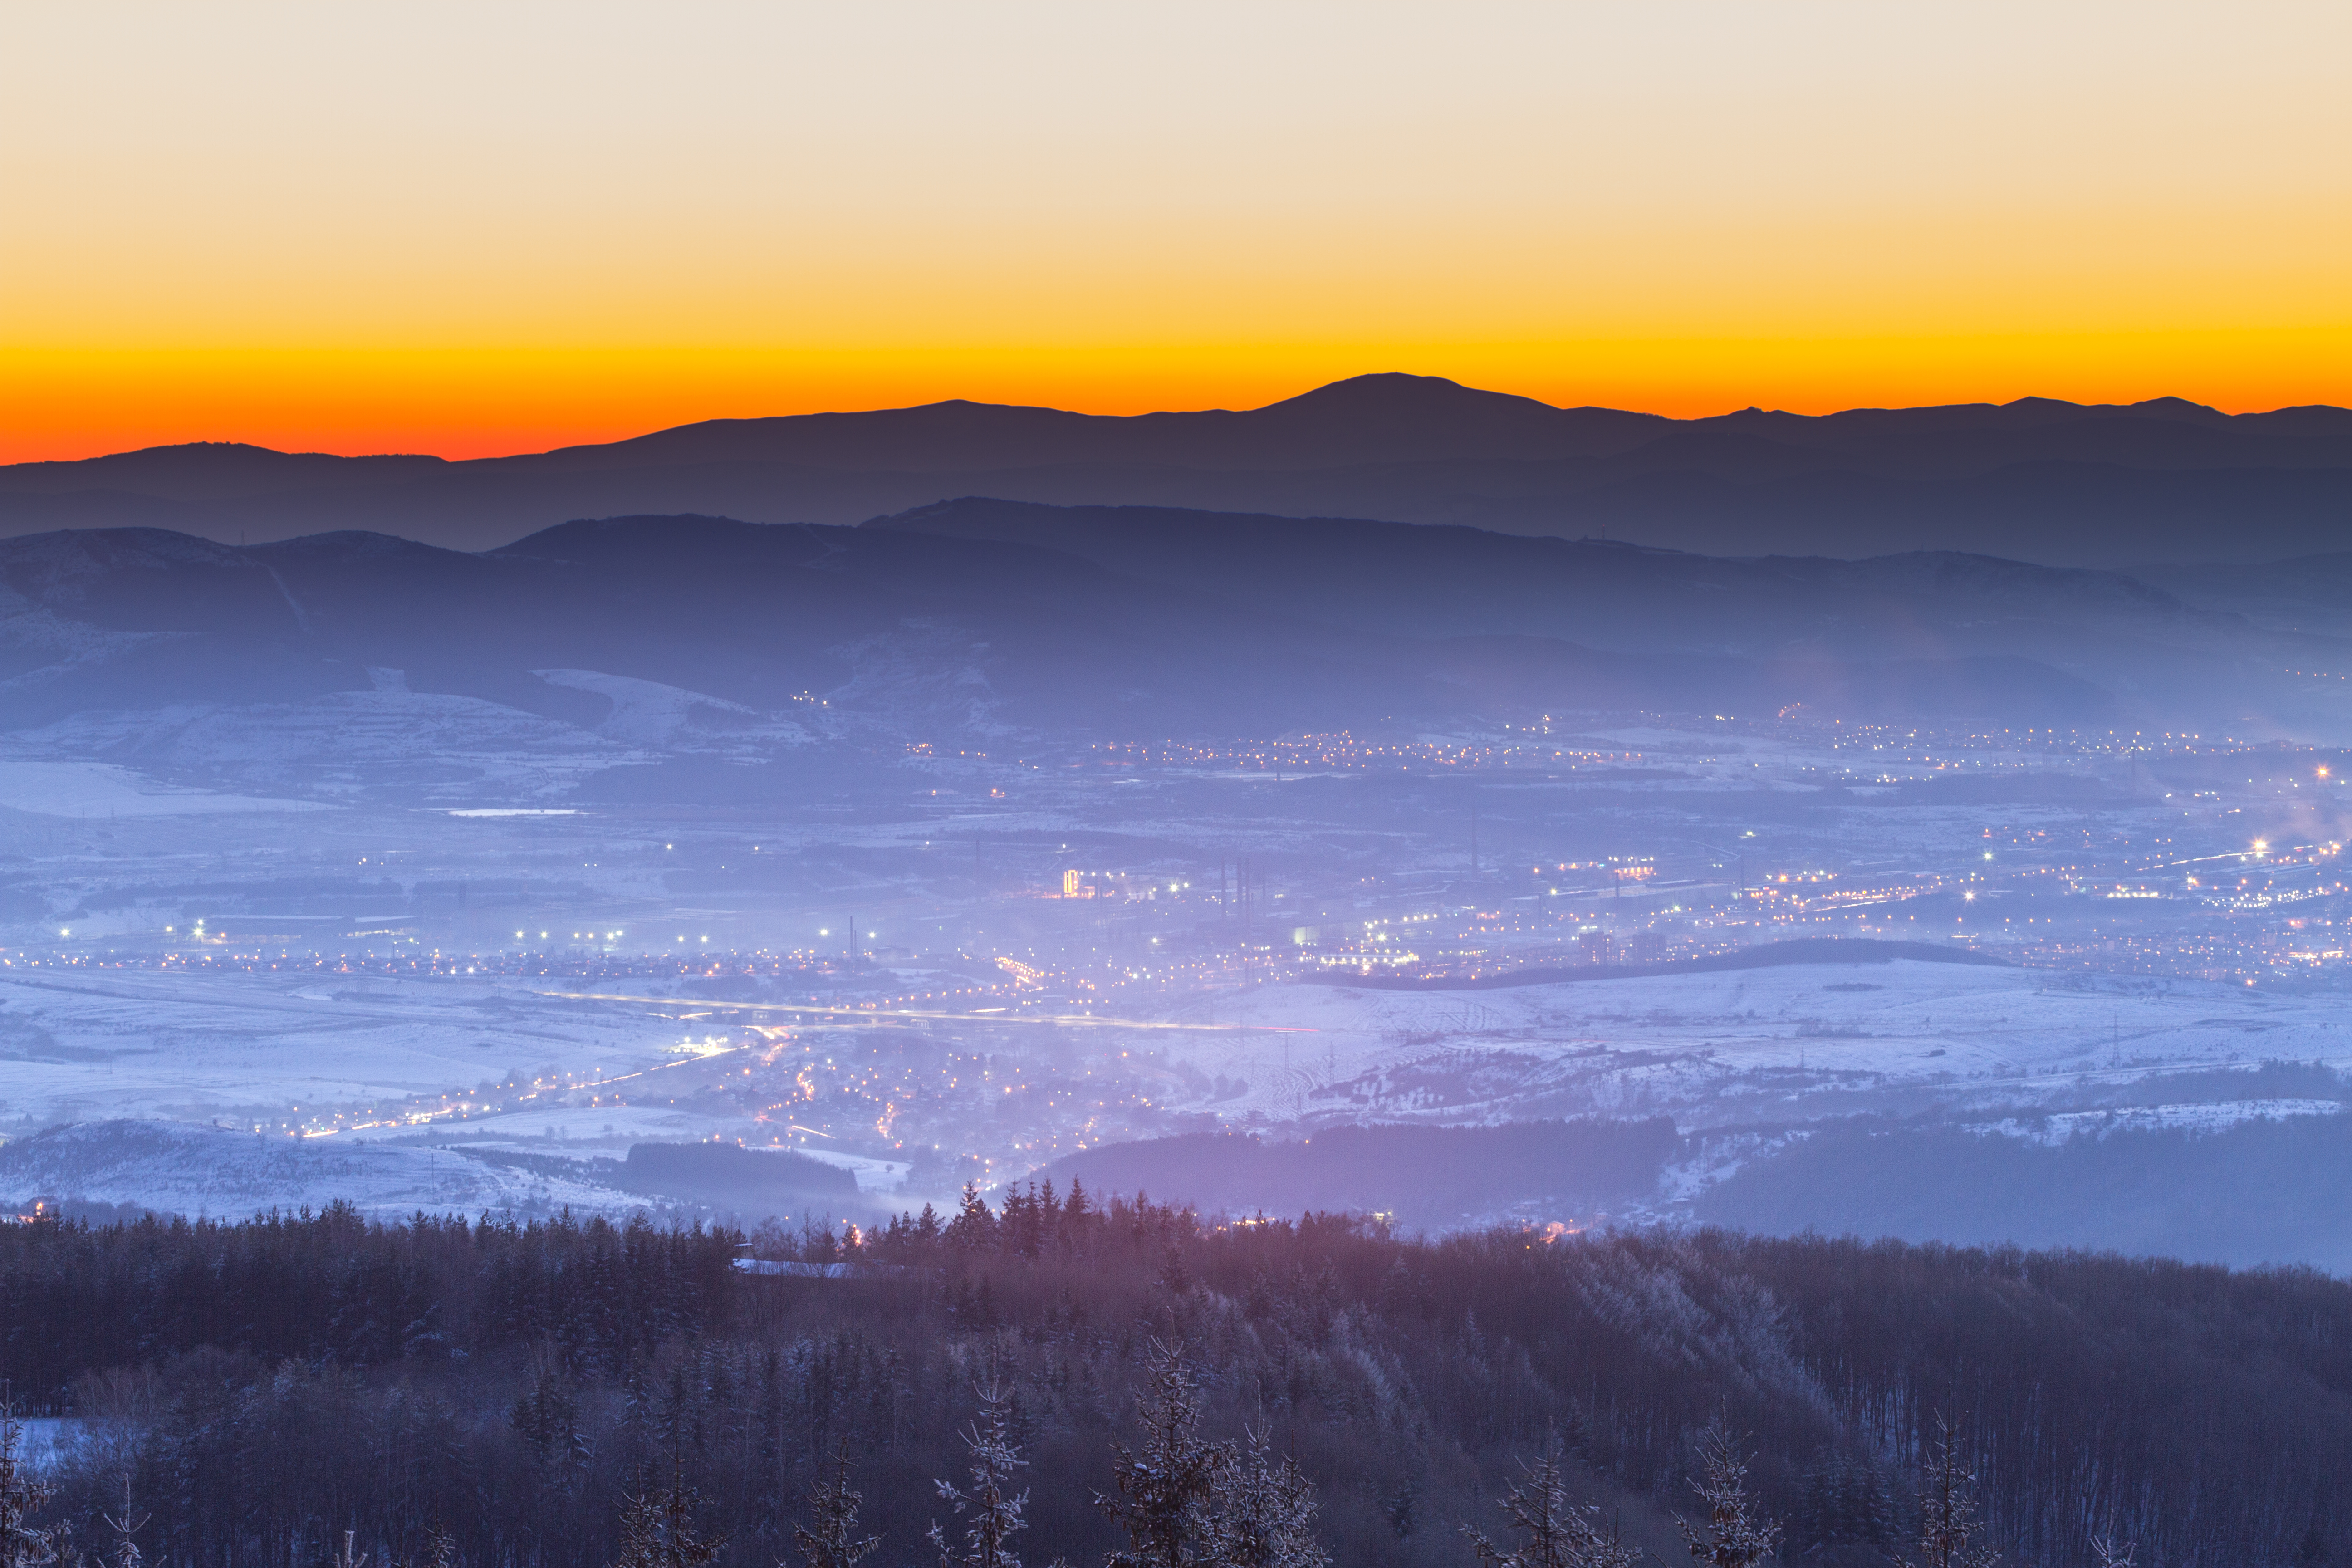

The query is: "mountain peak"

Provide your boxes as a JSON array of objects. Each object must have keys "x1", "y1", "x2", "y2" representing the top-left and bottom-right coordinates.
[{"x1": 1259, "y1": 372, "x2": 1560, "y2": 419}]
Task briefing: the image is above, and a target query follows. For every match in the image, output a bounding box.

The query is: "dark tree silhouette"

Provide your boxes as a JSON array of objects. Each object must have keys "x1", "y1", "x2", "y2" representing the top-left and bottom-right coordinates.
[{"x1": 1098, "y1": 1342, "x2": 1226, "y2": 1568}]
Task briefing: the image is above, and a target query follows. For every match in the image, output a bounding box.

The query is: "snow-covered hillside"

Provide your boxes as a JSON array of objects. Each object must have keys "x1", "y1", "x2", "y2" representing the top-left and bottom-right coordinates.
[
  {"x1": 1163, "y1": 959, "x2": 2352, "y2": 1129},
  {"x1": 0, "y1": 1120, "x2": 639, "y2": 1219}
]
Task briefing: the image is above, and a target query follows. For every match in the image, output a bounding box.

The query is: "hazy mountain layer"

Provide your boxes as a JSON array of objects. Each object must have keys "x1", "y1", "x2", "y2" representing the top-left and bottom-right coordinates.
[{"x1": 0, "y1": 505, "x2": 2337, "y2": 742}]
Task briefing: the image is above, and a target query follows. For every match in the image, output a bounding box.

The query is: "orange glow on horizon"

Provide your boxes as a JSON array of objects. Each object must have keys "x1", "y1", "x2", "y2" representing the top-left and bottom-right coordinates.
[
  {"x1": 5, "y1": 4, "x2": 2347, "y2": 462},
  {"x1": 6, "y1": 323, "x2": 2351, "y2": 464}
]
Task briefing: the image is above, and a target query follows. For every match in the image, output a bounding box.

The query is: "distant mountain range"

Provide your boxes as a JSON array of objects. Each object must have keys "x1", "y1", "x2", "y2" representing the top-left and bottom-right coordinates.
[
  {"x1": 5, "y1": 374, "x2": 2347, "y2": 566},
  {"x1": 0, "y1": 501, "x2": 2342, "y2": 752}
]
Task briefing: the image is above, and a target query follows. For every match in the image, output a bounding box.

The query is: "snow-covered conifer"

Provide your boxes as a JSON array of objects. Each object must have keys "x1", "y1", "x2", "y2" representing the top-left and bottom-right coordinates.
[
  {"x1": 0, "y1": 1403, "x2": 64, "y2": 1568},
  {"x1": 610, "y1": 1463, "x2": 728, "y2": 1568},
  {"x1": 1463, "y1": 1445, "x2": 1635, "y2": 1568},
  {"x1": 794, "y1": 1445, "x2": 880, "y2": 1568},
  {"x1": 1097, "y1": 1340, "x2": 1225, "y2": 1568},
  {"x1": 1676, "y1": 1426, "x2": 1780, "y2": 1568},
  {"x1": 928, "y1": 1382, "x2": 1028, "y2": 1568},
  {"x1": 1901, "y1": 1418, "x2": 1999, "y2": 1568},
  {"x1": 1214, "y1": 1422, "x2": 1329, "y2": 1568}
]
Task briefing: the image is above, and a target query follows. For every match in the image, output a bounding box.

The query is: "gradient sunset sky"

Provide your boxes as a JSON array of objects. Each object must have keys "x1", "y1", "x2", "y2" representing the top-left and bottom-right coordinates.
[{"x1": 5, "y1": 1, "x2": 2347, "y2": 460}]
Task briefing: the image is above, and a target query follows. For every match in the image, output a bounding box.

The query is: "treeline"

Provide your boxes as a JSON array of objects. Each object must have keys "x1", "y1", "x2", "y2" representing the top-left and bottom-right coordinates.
[
  {"x1": 1041, "y1": 1121, "x2": 1678, "y2": 1235},
  {"x1": 2, "y1": 1185, "x2": 2349, "y2": 1566}
]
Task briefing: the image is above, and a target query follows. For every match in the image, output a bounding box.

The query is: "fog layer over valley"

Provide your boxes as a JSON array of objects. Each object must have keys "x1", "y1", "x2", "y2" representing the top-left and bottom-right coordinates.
[{"x1": 8, "y1": 392, "x2": 2352, "y2": 1276}]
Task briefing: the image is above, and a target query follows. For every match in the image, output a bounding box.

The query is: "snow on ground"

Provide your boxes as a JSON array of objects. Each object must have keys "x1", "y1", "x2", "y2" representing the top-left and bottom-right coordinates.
[
  {"x1": 1153, "y1": 960, "x2": 2352, "y2": 1129},
  {"x1": 348, "y1": 1102, "x2": 751, "y2": 1152},
  {"x1": 9, "y1": 954, "x2": 2352, "y2": 1219},
  {"x1": 0, "y1": 758, "x2": 324, "y2": 817},
  {"x1": 1988, "y1": 1098, "x2": 2346, "y2": 1144},
  {"x1": 790, "y1": 1146, "x2": 913, "y2": 1192},
  {"x1": 0, "y1": 967, "x2": 695, "y2": 1129},
  {"x1": 341, "y1": 1107, "x2": 907, "y2": 1191},
  {"x1": 12, "y1": 1419, "x2": 78, "y2": 1473},
  {"x1": 11, "y1": 694, "x2": 640, "y2": 802},
  {"x1": 0, "y1": 1120, "x2": 640, "y2": 1219},
  {"x1": 534, "y1": 669, "x2": 808, "y2": 750}
]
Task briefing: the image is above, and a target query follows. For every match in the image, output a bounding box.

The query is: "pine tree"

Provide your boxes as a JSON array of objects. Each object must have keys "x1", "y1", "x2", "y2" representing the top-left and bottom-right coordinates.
[
  {"x1": 946, "y1": 1185, "x2": 1000, "y2": 1251},
  {"x1": 611, "y1": 1463, "x2": 728, "y2": 1568},
  {"x1": 1901, "y1": 1419, "x2": 1999, "y2": 1568},
  {"x1": 1097, "y1": 1341, "x2": 1227, "y2": 1568},
  {"x1": 794, "y1": 1445, "x2": 881, "y2": 1568},
  {"x1": 1676, "y1": 1426, "x2": 1780, "y2": 1568},
  {"x1": 928, "y1": 1382, "x2": 1029, "y2": 1568},
  {"x1": 512, "y1": 1349, "x2": 582, "y2": 1471},
  {"x1": 1211, "y1": 1423, "x2": 1330, "y2": 1568},
  {"x1": 1463, "y1": 1445, "x2": 1635, "y2": 1568},
  {"x1": 0, "y1": 1401, "x2": 63, "y2": 1568}
]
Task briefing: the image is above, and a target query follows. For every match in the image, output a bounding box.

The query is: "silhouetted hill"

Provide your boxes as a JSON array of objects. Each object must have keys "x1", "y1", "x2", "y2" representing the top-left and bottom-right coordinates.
[
  {"x1": 4, "y1": 376, "x2": 2346, "y2": 565},
  {"x1": 0, "y1": 441, "x2": 446, "y2": 499}
]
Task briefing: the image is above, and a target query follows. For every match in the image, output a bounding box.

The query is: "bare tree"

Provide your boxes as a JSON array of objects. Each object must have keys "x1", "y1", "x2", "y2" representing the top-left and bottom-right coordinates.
[
  {"x1": 1901, "y1": 1418, "x2": 1998, "y2": 1568},
  {"x1": 1463, "y1": 1444, "x2": 1635, "y2": 1568},
  {"x1": 929, "y1": 1382, "x2": 1029, "y2": 1568},
  {"x1": 794, "y1": 1444, "x2": 881, "y2": 1568},
  {"x1": 1676, "y1": 1426, "x2": 1780, "y2": 1568},
  {"x1": 2089, "y1": 1539, "x2": 2136, "y2": 1568}
]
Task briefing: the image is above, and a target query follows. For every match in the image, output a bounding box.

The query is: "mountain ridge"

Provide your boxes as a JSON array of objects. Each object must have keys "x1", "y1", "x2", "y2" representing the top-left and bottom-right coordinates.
[{"x1": 6, "y1": 374, "x2": 2348, "y2": 566}]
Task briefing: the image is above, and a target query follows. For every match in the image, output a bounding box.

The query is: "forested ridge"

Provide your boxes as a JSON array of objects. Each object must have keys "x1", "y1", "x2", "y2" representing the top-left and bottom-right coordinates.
[{"x1": 3, "y1": 1185, "x2": 2349, "y2": 1568}]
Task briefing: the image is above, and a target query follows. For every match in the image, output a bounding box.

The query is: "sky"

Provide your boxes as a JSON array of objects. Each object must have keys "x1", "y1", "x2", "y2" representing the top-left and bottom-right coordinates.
[{"x1": 3, "y1": 1, "x2": 2348, "y2": 460}]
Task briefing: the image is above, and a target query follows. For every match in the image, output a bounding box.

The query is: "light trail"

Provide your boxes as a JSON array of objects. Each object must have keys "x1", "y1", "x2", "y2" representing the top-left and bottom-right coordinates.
[{"x1": 534, "y1": 989, "x2": 1315, "y2": 1033}]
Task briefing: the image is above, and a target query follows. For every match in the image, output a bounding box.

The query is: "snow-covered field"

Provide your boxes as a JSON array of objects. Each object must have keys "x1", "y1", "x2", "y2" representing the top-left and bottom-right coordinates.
[{"x1": 1161, "y1": 959, "x2": 2352, "y2": 1129}]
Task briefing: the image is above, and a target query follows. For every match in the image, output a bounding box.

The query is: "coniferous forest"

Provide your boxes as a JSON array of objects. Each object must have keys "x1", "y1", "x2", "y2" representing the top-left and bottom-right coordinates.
[{"x1": 5, "y1": 1186, "x2": 2351, "y2": 1568}]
